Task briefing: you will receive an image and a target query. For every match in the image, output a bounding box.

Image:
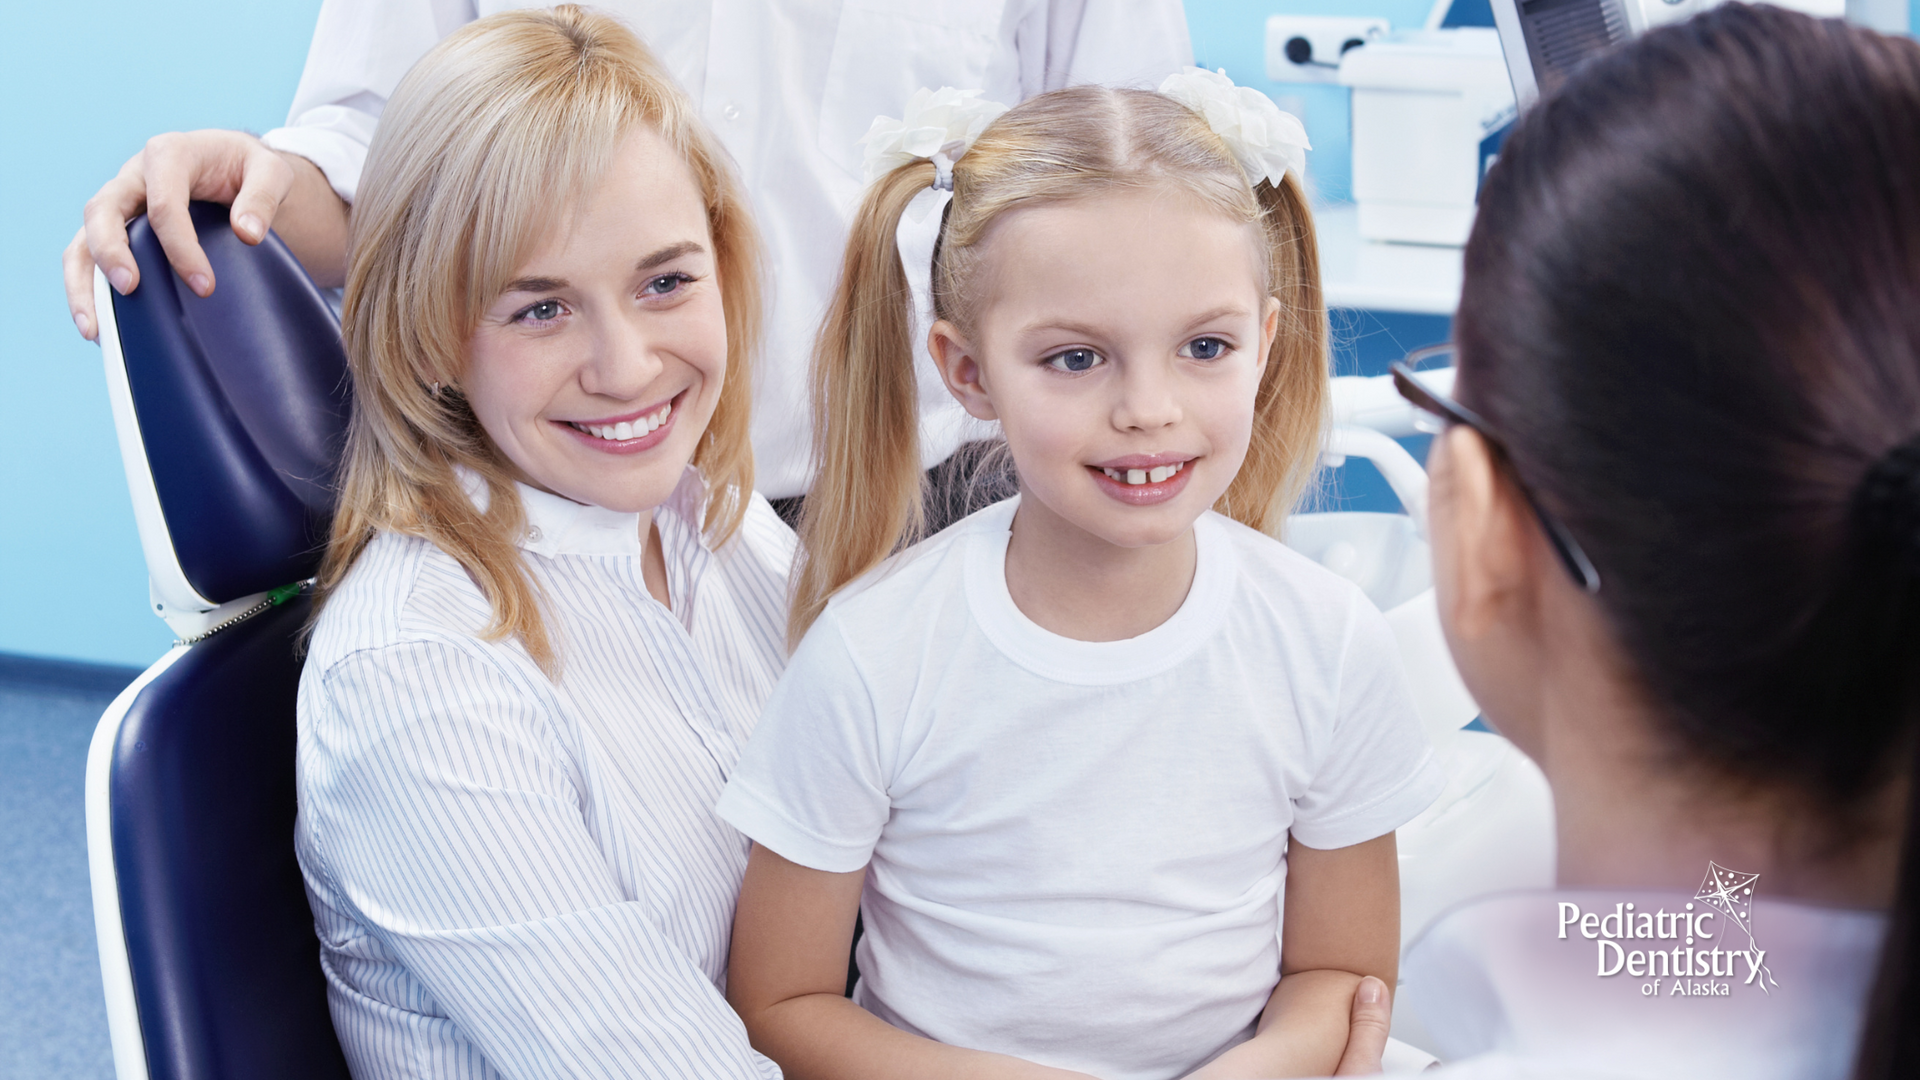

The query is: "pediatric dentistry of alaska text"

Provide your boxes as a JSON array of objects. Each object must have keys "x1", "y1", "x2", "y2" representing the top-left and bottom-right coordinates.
[{"x1": 1558, "y1": 901, "x2": 1768, "y2": 994}]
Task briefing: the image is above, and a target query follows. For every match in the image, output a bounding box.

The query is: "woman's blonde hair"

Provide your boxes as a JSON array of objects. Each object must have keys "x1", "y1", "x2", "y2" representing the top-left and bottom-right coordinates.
[
  {"x1": 316, "y1": 5, "x2": 763, "y2": 672},
  {"x1": 792, "y1": 85, "x2": 1327, "y2": 644}
]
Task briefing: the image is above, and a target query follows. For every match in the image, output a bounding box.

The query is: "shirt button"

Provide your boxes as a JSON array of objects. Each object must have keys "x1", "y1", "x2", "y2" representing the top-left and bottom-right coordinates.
[
  {"x1": 526, "y1": 526, "x2": 543, "y2": 542},
  {"x1": 722, "y1": 102, "x2": 742, "y2": 122}
]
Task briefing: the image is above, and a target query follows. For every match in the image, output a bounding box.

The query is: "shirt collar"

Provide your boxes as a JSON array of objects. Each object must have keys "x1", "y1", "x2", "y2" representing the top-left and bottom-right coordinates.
[{"x1": 457, "y1": 465, "x2": 709, "y2": 558}]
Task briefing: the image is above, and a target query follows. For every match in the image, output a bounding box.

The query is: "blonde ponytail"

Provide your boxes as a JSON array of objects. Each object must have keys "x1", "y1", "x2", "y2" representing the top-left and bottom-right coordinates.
[
  {"x1": 789, "y1": 161, "x2": 940, "y2": 643},
  {"x1": 1226, "y1": 172, "x2": 1327, "y2": 536}
]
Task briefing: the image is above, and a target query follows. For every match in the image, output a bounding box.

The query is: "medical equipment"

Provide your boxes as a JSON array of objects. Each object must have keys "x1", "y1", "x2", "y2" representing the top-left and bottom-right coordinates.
[
  {"x1": 87, "y1": 204, "x2": 351, "y2": 1080},
  {"x1": 1337, "y1": 28, "x2": 1517, "y2": 246},
  {"x1": 1491, "y1": 0, "x2": 1847, "y2": 108}
]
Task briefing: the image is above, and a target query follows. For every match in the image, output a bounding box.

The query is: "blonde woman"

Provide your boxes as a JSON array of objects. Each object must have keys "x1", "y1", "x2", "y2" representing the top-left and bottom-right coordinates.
[{"x1": 297, "y1": 9, "x2": 793, "y2": 1077}]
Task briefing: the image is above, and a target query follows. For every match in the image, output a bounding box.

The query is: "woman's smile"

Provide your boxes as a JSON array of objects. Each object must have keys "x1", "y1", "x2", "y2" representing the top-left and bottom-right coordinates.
[{"x1": 558, "y1": 392, "x2": 681, "y2": 454}]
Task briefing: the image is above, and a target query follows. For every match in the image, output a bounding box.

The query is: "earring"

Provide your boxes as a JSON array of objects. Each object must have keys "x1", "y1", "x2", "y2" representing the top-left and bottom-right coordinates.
[{"x1": 429, "y1": 381, "x2": 443, "y2": 397}]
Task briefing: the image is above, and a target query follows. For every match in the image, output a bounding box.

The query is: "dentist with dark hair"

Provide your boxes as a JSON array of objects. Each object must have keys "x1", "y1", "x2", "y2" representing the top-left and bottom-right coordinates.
[{"x1": 1397, "y1": 6, "x2": 1918, "y2": 1078}]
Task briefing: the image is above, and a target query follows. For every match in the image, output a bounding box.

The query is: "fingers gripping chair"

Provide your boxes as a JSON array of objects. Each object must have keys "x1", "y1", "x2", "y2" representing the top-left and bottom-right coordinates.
[{"x1": 85, "y1": 202, "x2": 354, "y2": 1080}]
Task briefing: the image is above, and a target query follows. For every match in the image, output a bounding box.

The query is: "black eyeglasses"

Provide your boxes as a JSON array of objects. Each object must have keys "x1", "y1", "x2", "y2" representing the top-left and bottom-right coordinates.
[{"x1": 1390, "y1": 345, "x2": 1602, "y2": 594}]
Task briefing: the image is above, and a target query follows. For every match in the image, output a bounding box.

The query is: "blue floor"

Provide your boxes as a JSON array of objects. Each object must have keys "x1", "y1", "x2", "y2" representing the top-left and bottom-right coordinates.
[{"x1": 1, "y1": 654, "x2": 140, "y2": 1080}]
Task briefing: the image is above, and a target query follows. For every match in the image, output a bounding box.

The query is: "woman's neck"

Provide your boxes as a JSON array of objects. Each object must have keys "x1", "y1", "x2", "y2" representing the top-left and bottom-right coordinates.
[
  {"x1": 1539, "y1": 650, "x2": 1904, "y2": 910},
  {"x1": 1002, "y1": 493, "x2": 1197, "y2": 642}
]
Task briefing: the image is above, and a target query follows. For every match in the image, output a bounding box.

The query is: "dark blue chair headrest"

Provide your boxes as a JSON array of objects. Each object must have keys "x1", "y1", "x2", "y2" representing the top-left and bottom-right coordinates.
[{"x1": 108, "y1": 202, "x2": 350, "y2": 605}]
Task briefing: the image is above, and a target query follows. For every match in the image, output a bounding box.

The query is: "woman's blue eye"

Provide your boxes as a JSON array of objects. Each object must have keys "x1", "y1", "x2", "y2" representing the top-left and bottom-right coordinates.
[
  {"x1": 517, "y1": 300, "x2": 564, "y2": 323},
  {"x1": 1181, "y1": 337, "x2": 1229, "y2": 361},
  {"x1": 1046, "y1": 348, "x2": 1102, "y2": 373}
]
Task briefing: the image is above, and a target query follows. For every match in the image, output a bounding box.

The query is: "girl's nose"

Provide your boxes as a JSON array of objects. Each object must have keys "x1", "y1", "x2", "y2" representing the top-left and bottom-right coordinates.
[
  {"x1": 579, "y1": 311, "x2": 664, "y2": 400},
  {"x1": 1113, "y1": 362, "x2": 1182, "y2": 431}
]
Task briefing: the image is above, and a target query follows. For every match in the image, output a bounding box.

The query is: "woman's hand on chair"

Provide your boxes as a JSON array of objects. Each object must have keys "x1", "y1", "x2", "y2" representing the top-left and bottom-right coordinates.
[{"x1": 63, "y1": 129, "x2": 348, "y2": 341}]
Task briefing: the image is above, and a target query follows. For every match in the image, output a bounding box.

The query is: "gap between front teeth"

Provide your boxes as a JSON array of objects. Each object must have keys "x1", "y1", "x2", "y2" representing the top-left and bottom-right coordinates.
[
  {"x1": 577, "y1": 401, "x2": 671, "y2": 441},
  {"x1": 1101, "y1": 461, "x2": 1185, "y2": 486}
]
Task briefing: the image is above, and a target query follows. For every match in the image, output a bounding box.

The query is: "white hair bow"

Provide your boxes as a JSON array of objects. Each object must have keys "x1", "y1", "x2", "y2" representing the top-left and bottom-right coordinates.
[
  {"x1": 859, "y1": 86, "x2": 1009, "y2": 186},
  {"x1": 1157, "y1": 67, "x2": 1311, "y2": 189}
]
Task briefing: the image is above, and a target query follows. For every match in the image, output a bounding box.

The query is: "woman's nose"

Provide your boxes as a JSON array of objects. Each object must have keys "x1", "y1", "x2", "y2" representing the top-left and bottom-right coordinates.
[{"x1": 579, "y1": 311, "x2": 664, "y2": 400}]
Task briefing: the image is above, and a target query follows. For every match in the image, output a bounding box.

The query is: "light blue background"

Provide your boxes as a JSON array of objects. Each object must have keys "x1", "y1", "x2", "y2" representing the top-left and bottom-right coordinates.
[{"x1": 3, "y1": 1, "x2": 1915, "y2": 667}]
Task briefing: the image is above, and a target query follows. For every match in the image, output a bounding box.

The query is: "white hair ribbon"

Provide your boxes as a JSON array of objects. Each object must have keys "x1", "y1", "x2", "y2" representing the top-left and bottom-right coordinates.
[{"x1": 1157, "y1": 67, "x2": 1311, "y2": 189}]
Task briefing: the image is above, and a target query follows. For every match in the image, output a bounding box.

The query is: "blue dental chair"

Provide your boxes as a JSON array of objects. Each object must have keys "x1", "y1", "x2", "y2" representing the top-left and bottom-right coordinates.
[{"x1": 85, "y1": 202, "x2": 354, "y2": 1080}]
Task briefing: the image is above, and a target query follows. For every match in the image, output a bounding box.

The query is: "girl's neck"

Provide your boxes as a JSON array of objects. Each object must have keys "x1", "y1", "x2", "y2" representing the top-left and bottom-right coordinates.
[{"x1": 1002, "y1": 491, "x2": 1197, "y2": 642}]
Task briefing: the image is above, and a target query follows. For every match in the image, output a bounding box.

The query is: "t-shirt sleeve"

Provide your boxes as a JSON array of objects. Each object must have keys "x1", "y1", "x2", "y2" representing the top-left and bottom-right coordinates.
[
  {"x1": 1287, "y1": 593, "x2": 1447, "y2": 850},
  {"x1": 716, "y1": 610, "x2": 891, "y2": 873}
]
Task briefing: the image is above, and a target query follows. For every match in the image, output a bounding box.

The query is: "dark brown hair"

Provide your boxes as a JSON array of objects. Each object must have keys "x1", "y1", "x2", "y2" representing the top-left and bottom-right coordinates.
[{"x1": 1454, "y1": 7, "x2": 1919, "y2": 1074}]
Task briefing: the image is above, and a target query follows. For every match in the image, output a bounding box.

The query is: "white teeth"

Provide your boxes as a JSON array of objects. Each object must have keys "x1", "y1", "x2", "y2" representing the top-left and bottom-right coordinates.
[
  {"x1": 574, "y1": 402, "x2": 673, "y2": 441},
  {"x1": 1101, "y1": 461, "x2": 1186, "y2": 485}
]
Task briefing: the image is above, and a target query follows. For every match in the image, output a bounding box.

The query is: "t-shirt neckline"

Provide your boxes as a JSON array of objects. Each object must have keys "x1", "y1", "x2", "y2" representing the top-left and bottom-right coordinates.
[{"x1": 963, "y1": 497, "x2": 1238, "y2": 686}]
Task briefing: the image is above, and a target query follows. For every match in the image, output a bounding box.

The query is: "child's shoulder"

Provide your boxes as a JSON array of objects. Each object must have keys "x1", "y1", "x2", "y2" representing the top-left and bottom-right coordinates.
[
  {"x1": 822, "y1": 497, "x2": 1014, "y2": 626},
  {"x1": 1202, "y1": 511, "x2": 1378, "y2": 625}
]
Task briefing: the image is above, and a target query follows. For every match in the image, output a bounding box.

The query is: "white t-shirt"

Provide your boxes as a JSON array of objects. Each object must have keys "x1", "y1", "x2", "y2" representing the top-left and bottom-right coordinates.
[{"x1": 717, "y1": 498, "x2": 1446, "y2": 1080}]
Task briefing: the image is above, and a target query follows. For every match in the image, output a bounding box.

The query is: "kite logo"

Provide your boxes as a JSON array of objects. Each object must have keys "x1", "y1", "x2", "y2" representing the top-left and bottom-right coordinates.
[
  {"x1": 1554, "y1": 862, "x2": 1779, "y2": 997},
  {"x1": 1694, "y1": 862, "x2": 1778, "y2": 994}
]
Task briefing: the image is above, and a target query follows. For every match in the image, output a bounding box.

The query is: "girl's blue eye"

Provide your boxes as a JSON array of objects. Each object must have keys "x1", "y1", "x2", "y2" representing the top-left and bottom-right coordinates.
[
  {"x1": 1046, "y1": 348, "x2": 1102, "y2": 373},
  {"x1": 644, "y1": 272, "x2": 693, "y2": 296},
  {"x1": 1181, "y1": 337, "x2": 1229, "y2": 361}
]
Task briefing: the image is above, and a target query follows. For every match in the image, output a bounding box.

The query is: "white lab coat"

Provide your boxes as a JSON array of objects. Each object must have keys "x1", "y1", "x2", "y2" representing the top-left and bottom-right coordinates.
[
  {"x1": 262, "y1": 0, "x2": 1194, "y2": 497},
  {"x1": 1396, "y1": 889, "x2": 1887, "y2": 1080}
]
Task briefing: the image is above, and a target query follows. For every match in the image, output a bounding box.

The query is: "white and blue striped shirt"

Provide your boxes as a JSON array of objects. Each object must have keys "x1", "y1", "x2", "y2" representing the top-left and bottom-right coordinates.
[{"x1": 297, "y1": 468, "x2": 793, "y2": 1079}]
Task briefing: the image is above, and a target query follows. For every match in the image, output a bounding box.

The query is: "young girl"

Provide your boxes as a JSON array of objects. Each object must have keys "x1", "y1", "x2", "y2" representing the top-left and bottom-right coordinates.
[
  {"x1": 719, "y1": 78, "x2": 1444, "y2": 1079},
  {"x1": 297, "y1": 9, "x2": 793, "y2": 1078}
]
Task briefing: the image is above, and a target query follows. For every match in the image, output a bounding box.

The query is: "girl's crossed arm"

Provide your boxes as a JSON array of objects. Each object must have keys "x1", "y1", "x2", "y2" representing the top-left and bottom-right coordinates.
[
  {"x1": 728, "y1": 843, "x2": 1101, "y2": 1080},
  {"x1": 1181, "y1": 832, "x2": 1401, "y2": 1080}
]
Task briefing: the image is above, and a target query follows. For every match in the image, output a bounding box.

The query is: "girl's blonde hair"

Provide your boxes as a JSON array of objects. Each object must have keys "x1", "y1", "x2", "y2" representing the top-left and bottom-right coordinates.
[
  {"x1": 317, "y1": 5, "x2": 763, "y2": 672},
  {"x1": 792, "y1": 85, "x2": 1327, "y2": 644}
]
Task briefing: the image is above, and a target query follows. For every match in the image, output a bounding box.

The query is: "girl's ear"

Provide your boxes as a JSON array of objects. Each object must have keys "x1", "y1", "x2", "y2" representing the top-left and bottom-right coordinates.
[
  {"x1": 1257, "y1": 295, "x2": 1280, "y2": 373},
  {"x1": 928, "y1": 319, "x2": 998, "y2": 421}
]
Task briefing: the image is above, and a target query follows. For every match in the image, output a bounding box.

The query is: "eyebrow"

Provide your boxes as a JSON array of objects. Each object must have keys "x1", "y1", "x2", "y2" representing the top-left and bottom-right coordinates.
[
  {"x1": 637, "y1": 241, "x2": 705, "y2": 272},
  {"x1": 500, "y1": 242, "x2": 708, "y2": 295},
  {"x1": 1018, "y1": 305, "x2": 1253, "y2": 338}
]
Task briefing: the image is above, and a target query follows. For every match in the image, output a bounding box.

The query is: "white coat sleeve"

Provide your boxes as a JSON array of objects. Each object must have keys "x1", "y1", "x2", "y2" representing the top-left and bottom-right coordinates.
[
  {"x1": 259, "y1": 0, "x2": 478, "y2": 203},
  {"x1": 1024, "y1": 0, "x2": 1194, "y2": 96},
  {"x1": 302, "y1": 638, "x2": 780, "y2": 1080}
]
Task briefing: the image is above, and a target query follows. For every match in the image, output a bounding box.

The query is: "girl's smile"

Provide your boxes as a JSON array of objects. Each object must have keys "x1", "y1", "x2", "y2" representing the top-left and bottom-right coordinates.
[
  {"x1": 931, "y1": 189, "x2": 1279, "y2": 555},
  {"x1": 1089, "y1": 454, "x2": 1194, "y2": 505}
]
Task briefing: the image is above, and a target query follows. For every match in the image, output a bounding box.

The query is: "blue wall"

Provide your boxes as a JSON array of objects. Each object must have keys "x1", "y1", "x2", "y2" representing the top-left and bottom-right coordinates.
[
  {"x1": 3, "y1": 1, "x2": 1917, "y2": 666},
  {"x1": 1, "y1": 0, "x2": 324, "y2": 666}
]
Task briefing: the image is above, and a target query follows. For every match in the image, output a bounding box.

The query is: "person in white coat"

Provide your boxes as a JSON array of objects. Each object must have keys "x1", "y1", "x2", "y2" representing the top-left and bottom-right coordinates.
[
  {"x1": 1393, "y1": 7, "x2": 1918, "y2": 1078},
  {"x1": 62, "y1": 0, "x2": 1193, "y2": 515}
]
